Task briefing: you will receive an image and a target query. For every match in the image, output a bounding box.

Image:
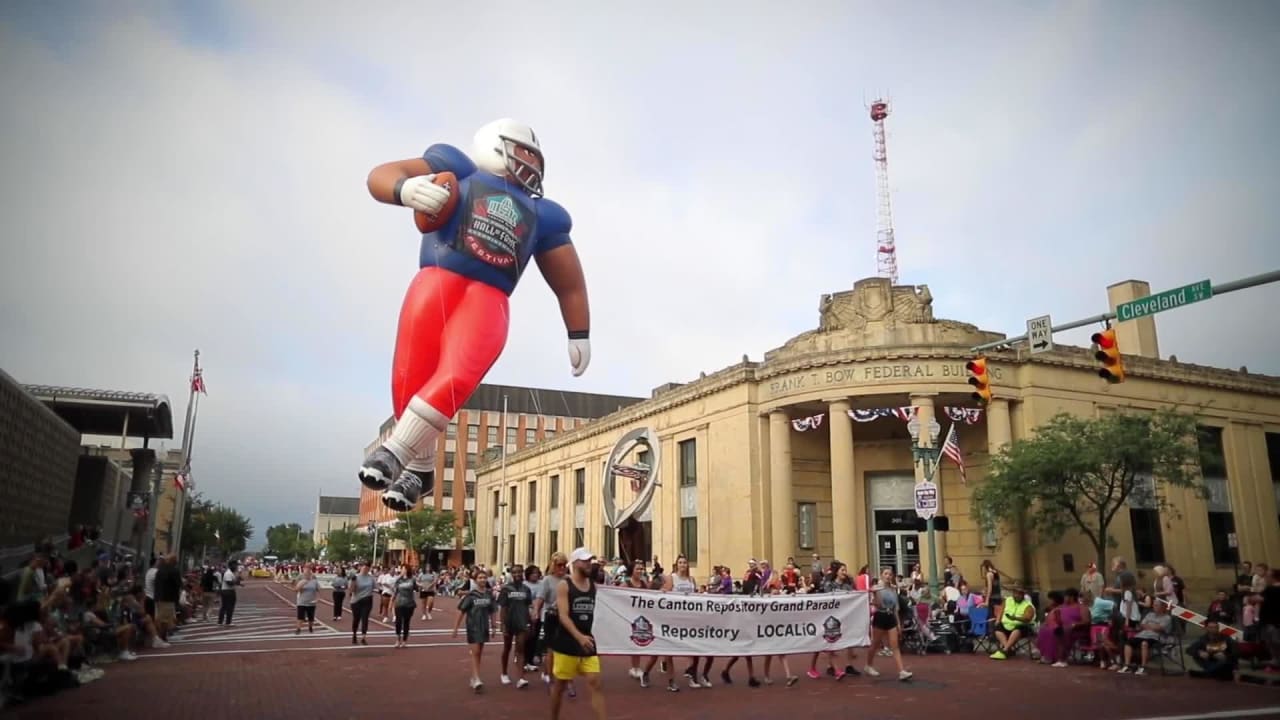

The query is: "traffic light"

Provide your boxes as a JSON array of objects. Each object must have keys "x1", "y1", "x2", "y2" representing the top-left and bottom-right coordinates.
[
  {"x1": 966, "y1": 356, "x2": 992, "y2": 405},
  {"x1": 1091, "y1": 327, "x2": 1126, "y2": 383}
]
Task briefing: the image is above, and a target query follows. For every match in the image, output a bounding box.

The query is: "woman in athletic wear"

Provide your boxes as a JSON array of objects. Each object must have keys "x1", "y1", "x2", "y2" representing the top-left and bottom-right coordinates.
[
  {"x1": 350, "y1": 562, "x2": 376, "y2": 645},
  {"x1": 864, "y1": 566, "x2": 913, "y2": 681},
  {"x1": 453, "y1": 568, "x2": 497, "y2": 692},
  {"x1": 641, "y1": 554, "x2": 694, "y2": 691},
  {"x1": 498, "y1": 564, "x2": 533, "y2": 687},
  {"x1": 624, "y1": 560, "x2": 650, "y2": 682},
  {"x1": 417, "y1": 565, "x2": 437, "y2": 621},
  {"x1": 536, "y1": 553, "x2": 575, "y2": 696},
  {"x1": 806, "y1": 562, "x2": 860, "y2": 680},
  {"x1": 761, "y1": 577, "x2": 799, "y2": 687},
  {"x1": 392, "y1": 564, "x2": 417, "y2": 648},
  {"x1": 294, "y1": 565, "x2": 321, "y2": 634},
  {"x1": 330, "y1": 566, "x2": 348, "y2": 621},
  {"x1": 378, "y1": 566, "x2": 395, "y2": 623},
  {"x1": 523, "y1": 564, "x2": 545, "y2": 673}
]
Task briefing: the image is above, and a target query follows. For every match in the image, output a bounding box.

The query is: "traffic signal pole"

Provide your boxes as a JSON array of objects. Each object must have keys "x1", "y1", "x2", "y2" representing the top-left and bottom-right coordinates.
[{"x1": 969, "y1": 269, "x2": 1280, "y2": 353}]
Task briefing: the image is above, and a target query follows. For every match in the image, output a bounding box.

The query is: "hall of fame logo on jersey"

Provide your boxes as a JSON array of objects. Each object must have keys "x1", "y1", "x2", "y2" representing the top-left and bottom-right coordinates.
[
  {"x1": 629, "y1": 615, "x2": 655, "y2": 647},
  {"x1": 822, "y1": 616, "x2": 843, "y2": 643}
]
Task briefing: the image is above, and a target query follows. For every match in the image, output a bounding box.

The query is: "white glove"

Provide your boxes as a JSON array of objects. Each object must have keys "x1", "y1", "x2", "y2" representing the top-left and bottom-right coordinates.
[
  {"x1": 568, "y1": 338, "x2": 591, "y2": 377},
  {"x1": 399, "y1": 174, "x2": 451, "y2": 214}
]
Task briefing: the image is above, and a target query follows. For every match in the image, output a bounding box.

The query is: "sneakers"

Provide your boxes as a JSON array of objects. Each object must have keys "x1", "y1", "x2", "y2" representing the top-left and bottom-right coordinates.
[
  {"x1": 470, "y1": 677, "x2": 484, "y2": 693},
  {"x1": 118, "y1": 651, "x2": 138, "y2": 661},
  {"x1": 899, "y1": 670, "x2": 913, "y2": 681},
  {"x1": 863, "y1": 666, "x2": 881, "y2": 677},
  {"x1": 516, "y1": 678, "x2": 530, "y2": 689},
  {"x1": 382, "y1": 468, "x2": 433, "y2": 511},
  {"x1": 359, "y1": 445, "x2": 403, "y2": 491},
  {"x1": 501, "y1": 674, "x2": 512, "y2": 685},
  {"x1": 640, "y1": 672, "x2": 650, "y2": 688}
]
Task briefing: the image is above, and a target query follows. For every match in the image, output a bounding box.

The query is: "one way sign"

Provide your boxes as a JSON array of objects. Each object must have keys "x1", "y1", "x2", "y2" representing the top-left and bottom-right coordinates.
[{"x1": 1027, "y1": 315, "x2": 1053, "y2": 355}]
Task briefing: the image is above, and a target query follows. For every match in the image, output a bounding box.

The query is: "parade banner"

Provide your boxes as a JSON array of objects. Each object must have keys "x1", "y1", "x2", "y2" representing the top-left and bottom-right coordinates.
[{"x1": 593, "y1": 587, "x2": 870, "y2": 657}]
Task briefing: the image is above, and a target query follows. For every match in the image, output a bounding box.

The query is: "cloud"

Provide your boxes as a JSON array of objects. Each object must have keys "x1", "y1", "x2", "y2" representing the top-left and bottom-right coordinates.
[{"x1": 1, "y1": 2, "x2": 1278, "y2": 544}]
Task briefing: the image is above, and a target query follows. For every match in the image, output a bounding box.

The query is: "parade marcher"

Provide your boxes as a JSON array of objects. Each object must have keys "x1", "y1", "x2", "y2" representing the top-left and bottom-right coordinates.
[
  {"x1": 498, "y1": 564, "x2": 534, "y2": 687},
  {"x1": 417, "y1": 564, "x2": 438, "y2": 620},
  {"x1": 218, "y1": 561, "x2": 240, "y2": 626},
  {"x1": 293, "y1": 565, "x2": 321, "y2": 634},
  {"x1": 551, "y1": 548, "x2": 606, "y2": 720},
  {"x1": 330, "y1": 568, "x2": 348, "y2": 621},
  {"x1": 454, "y1": 568, "x2": 497, "y2": 692},
  {"x1": 393, "y1": 565, "x2": 418, "y2": 648},
  {"x1": 350, "y1": 562, "x2": 376, "y2": 645}
]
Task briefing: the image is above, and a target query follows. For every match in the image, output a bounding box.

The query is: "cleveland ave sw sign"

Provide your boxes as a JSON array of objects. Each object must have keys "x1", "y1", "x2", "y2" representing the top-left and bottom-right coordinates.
[{"x1": 1115, "y1": 280, "x2": 1213, "y2": 322}]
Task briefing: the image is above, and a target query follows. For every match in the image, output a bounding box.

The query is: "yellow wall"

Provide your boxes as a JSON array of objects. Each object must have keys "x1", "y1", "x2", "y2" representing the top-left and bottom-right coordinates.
[{"x1": 476, "y1": 331, "x2": 1280, "y2": 599}]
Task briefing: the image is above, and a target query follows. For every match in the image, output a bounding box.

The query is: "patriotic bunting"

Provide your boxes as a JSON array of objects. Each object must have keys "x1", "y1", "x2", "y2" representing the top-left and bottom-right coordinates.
[
  {"x1": 790, "y1": 406, "x2": 984, "y2": 431},
  {"x1": 790, "y1": 413, "x2": 825, "y2": 432}
]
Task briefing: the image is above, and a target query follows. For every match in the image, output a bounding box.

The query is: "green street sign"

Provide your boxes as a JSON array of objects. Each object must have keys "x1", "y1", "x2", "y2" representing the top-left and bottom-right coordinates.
[{"x1": 1115, "y1": 279, "x2": 1213, "y2": 322}]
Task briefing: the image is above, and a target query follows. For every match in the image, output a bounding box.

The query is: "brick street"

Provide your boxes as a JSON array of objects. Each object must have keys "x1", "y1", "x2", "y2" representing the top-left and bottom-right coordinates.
[{"x1": 7, "y1": 581, "x2": 1280, "y2": 720}]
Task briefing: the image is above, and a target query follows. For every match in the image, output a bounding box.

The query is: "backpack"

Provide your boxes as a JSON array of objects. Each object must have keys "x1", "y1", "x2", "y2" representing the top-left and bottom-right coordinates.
[{"x1": 1171, "y1": 575, "x2": 1186, "y2": 606}]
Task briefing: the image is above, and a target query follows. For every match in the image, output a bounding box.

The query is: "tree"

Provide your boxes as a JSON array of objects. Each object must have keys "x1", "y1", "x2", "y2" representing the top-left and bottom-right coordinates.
[
  {"x1": 181, "y1": 493, "x2": 254, "y2": 559},
  {"x1": 264, "y1": 523, "x2": 315, "y2": 561},
  {"x1": 323, "y1": 525, "x2": 374, "y2": 564},
  {"x1": 387, "y1": 508, "x2": 458, "y2": 568},
  {"x1": 970, "y1": 408, "x2": 1210, "y2": 575}
]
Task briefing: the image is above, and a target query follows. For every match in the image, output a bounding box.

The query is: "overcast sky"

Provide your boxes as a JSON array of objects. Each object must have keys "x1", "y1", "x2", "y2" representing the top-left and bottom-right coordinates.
[{"x1": 2, "y1": 1, "x2": 1278, "y2": 548}]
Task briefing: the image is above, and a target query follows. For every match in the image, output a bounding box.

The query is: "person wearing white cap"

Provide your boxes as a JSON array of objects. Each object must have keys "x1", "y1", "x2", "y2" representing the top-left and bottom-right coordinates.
[{"x1": 550, "y1": 548, "x2": 607, "y2": 720}]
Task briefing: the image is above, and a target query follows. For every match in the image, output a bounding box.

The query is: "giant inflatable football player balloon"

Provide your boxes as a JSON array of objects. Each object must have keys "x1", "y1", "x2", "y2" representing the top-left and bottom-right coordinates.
[{"x1": 360, "y1": 119, "x2": 591, "y2": 511}]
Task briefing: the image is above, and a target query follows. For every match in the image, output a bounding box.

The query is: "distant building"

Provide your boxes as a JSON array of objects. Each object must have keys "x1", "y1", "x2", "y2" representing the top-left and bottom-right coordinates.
[
  {"x1": 314, "y1": 495, "x2": 360, "y2": 546},
  {"x1": 360, "y1": 383, "x2": 646, "y2": 567}
]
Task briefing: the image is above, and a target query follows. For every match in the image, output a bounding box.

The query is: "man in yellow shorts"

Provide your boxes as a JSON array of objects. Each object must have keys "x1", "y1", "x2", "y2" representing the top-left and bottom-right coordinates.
[{"x1": 551, "y1": 547, "x2": 606, "y2": 720}]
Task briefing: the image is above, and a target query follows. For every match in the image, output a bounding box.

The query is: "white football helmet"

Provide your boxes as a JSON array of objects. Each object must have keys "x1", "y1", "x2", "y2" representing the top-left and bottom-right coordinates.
[{"x1": 472, "y1": 118, "x2": 545, "y2": 197}]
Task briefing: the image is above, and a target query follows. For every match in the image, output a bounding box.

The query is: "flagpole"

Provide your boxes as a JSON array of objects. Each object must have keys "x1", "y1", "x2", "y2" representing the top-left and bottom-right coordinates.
[
  {"x1": 172, "y1": 350, "x2": 201, "y2": 563},
  {"x1": 499, "y1": 394, "x2": 508, "y2": 568}
]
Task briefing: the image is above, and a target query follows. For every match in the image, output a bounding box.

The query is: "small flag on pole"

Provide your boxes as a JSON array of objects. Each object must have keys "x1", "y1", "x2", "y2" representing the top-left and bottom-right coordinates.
[
  {"x1": 192, "y1": 369, "x2": 207, "y2": 395},
  {"x1": 175, "y1": 473, "x2": 187, "y2": 491},
  {"x1": 941, "y1": 422, "x2": 968, "y2": 485}
]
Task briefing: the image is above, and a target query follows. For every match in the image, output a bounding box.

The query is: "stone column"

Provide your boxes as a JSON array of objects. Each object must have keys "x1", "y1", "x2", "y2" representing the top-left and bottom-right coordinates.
[
  {"x1": 828, "y1": 399, "x2": 865, "y2": 565},
  {"x1": 769, "y1": 411, "x2": 795, "y2": 567},
  {"x1": 912, "y1": 394, "x2": 947, "y2": 575},
  {"x1": 986, "y1": 399, "x2": 1025, "y2": 581}
]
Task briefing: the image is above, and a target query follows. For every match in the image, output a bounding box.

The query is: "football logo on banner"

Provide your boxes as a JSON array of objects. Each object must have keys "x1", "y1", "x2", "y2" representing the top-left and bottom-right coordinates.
[{"x1": 602, "y1": 427, "x2": 662, "y2": 529}]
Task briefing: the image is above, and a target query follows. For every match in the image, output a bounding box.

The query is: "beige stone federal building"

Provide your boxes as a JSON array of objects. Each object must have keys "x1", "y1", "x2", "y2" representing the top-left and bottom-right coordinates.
[{"x1": 474, "y1": 277, "x2": 1280, "y2": 593}]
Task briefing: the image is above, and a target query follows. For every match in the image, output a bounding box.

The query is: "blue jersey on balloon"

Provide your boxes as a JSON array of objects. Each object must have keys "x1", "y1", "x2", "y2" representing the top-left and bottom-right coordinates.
[{"x1": 419, "y1": 143, "x2": 573, "y2": 296}]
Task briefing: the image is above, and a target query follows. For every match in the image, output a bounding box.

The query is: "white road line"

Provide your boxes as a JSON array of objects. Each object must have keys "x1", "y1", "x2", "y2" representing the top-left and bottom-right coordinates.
[
  {"x1": 139, "y1": 641, "x2": 468, "y2": 658},
  {"x1": 169, "y1": 628, "x2": 451, "y2": 645},
  {"x1": 1123, "y1": 708, "x2": 1280, "y2": 720}
]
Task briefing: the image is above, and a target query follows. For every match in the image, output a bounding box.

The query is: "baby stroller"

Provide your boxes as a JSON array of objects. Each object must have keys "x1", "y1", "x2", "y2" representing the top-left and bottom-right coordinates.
[{"x1": 898, "y1": 601, "x2": 929, "y2": 655}]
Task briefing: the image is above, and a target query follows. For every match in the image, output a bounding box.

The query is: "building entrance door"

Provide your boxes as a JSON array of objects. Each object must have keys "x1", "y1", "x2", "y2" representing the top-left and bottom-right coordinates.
[{"x1": 873, "y1": 531, "x2": 920, "y2": 577}]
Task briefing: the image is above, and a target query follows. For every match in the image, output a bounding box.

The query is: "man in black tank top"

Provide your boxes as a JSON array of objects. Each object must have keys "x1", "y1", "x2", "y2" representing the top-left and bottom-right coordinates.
[{"x1": 551, "y1": 547, "x2": 607, "y2": 720}]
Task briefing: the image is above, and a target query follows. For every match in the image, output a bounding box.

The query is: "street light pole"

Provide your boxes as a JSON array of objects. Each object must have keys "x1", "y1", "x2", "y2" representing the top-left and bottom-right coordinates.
[{"x1": 908, "y1": 415, "x2": 946, "y2": 599}]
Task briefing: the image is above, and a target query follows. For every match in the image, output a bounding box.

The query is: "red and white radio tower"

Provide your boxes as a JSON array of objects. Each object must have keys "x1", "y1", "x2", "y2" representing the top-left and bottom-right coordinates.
[{"x1": 870, "y1": 98, "x2": 899, "y2": 284}]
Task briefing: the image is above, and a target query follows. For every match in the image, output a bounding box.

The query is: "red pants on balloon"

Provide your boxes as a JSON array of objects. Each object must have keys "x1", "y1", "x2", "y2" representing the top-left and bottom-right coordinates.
[{"x1": 391, "y1": 267, "x2": 510, "y2": 422}]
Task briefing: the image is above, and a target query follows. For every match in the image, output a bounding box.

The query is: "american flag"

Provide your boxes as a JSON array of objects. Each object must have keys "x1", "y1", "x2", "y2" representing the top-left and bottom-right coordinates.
[
  {"x1": 941, "y1": 422, "x2": 967, "y2": 485},
  {"x1": 192, "y1": 369, "x2": 207, "y2": 395}
]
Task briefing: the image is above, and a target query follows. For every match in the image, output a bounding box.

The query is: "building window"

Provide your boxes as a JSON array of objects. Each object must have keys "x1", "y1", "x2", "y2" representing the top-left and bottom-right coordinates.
[
  {"x1": 525, "y1": 428, "x2": 537, "y2": 445},
  {"x1": 574, "y1": 468, "x2": 586, "y2": 505},
  {"x1": 508, "y1": 535, "x2": 516, "y2": 566},
  {"x1": 442, "y1": 481, "x2": 452, "y2": 498},
  {"x1": 638, "y1": 449, "x2": 652, "y2": 469},
  {"x1": 467, "y1": 424, "x2": 479, "y2": 441},
  {"x1": 549, "y1": 530, "x2": 559, "y2": 558},
  {"x1": 465, "y1": 481, "x2": 475, "y2": 499},
  {"x1": 546, "y1": 429, "x2": 557, "y2": 439},
  {"x1": 527, "y1": 532, "x2": 536, "y2": 565},
  {"x1": 508, "y1": 486, "x2": 516, "y2": 511},
  {"x1": 574, "y1": 527, "x2": 585, "y2": 548},
  {"x1": 550, "y1": 475, "x2": 560, "y2": 508},
  {"x1": 603, "y1": 528, "x2": 615, "y2": 562},
  {"x1": 679, "y1": 439, "x2": 697, "y2": 487},
  {"x1": 445, "y1": 452, "x2": 455, "y2": 469},
  {"x1": 493, "y1": 490, "x2": 500, "y2": 517},
  {"x1": 446, "y1": 424, "x2": 457, "y2": 439},
  {"x1": 1127, "y1": 473, "x2": 1164, "y2": 565},
  {"x1": 528, "y1": 481, "x2": 537, "y2": 511},
  {"x1": 507, "y1": 427, "x2": 517, "y2": 445},
  {"x1": 466, "y1": 452, "x2": 477, "y2": 466},
  {"x1": 1199, "y1": 426, "x2": 1235, "y2": 565},
  {"x1": 492, "y1": 538, "x2": 499, "y2": 565},
  {"x1": 487, "y1": 426, "x2": 498, "y2": 445},
  {"x1": 798, "y1": 502, "x2": 816, "y2": 549},
  {"x1": 680, "y1": 517, "x2": 698, "y2": 563}
]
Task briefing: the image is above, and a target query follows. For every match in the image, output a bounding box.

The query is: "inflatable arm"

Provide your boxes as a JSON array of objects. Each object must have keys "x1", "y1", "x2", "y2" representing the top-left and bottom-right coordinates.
[
  {"x1": 535, "y1": 244, "x2": 590, "y2": 337},
  {"x1": 367, "y1": 157, "x2": 432, "y2": 205}
]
